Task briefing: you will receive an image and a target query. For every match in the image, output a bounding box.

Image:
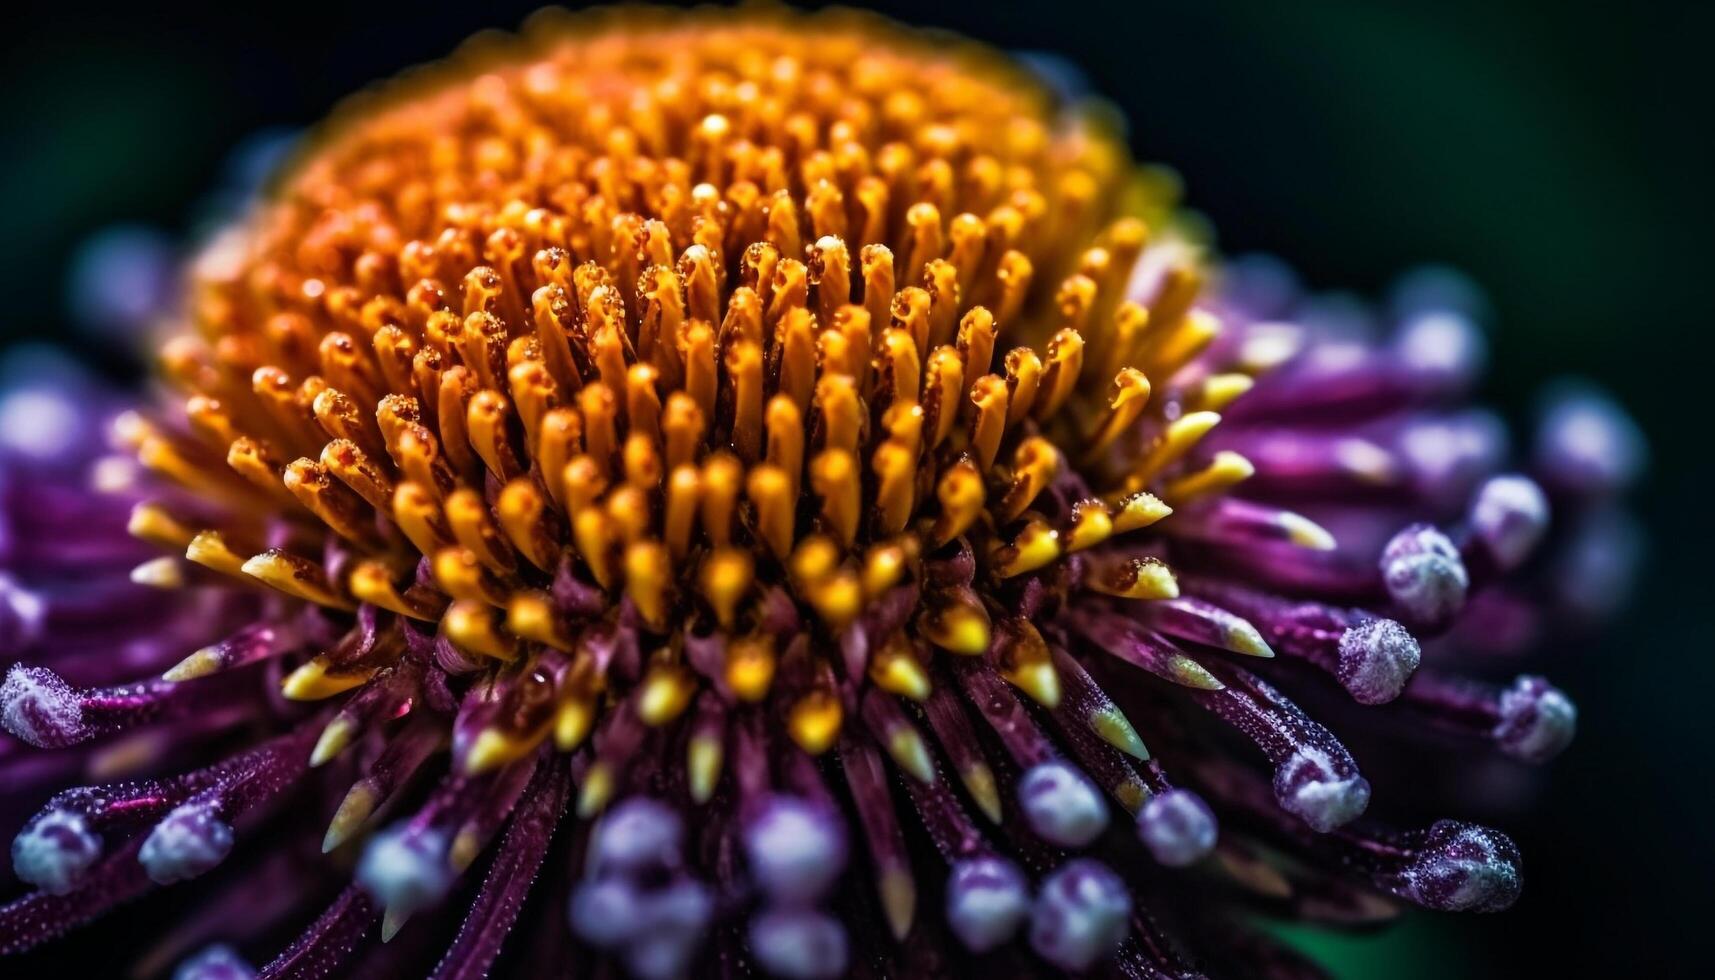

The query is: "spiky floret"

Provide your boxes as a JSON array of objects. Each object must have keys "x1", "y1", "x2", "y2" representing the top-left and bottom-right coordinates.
[
  {"x1": 143, "y1": 7, "x2": 1207, "y2": 772},
  {"x1": 143, "y1": 4, "x2": 1217, "y2": 848},
  {"x1": 0, "y1": 6, "x2": 1634, "y2": 978}
]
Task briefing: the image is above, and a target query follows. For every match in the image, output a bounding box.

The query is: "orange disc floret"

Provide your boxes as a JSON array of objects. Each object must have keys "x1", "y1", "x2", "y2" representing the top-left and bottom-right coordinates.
[{"x1": 140, "y1": 4, "x2": 1228, "y2": 761}]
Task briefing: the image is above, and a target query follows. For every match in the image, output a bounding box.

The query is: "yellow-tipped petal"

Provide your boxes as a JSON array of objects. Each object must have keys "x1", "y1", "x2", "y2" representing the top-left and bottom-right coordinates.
[
  {"x1": 322, "y1": 781, "x2": 378, "y2": 852},
  {"x1": 637, "y1": 664, "x2": 695, "y2": 727},
  {"x1": 1280, "y1": 510, "x2": 1337, "y2": 551},
  {"x1": 1236, "y1": 326, "x2": 1303, "y2": 374},
  {"x1": 1115, "y1": 776, "x2": 1148, "y2": 814},
  {"x1": 442, "y1": 600, "x2": 518, "y2": 662},
  {"x1": 700, "y1": 549, "x2": 753, "y2": 630},
  {"x1": 624, "y1": 541, "x2": 673, "y2": 632},
  {"x1": 310, "y1": 716, "x2": 359, "y2": 767},
  {"x1": 688, "y1": 733, "x2": 723, "y2": 804},
  {"x1": 860, "y1": 542, "x2": 908, "y2": 598},
  {"x1": 787, "y1": 690, "x2": 843, "y2": 755},
  {"x1": 1062, "y1": 500, "x2": 1114, "y2": 553},
  {"x1": 184, "y1": 531, "x2": 247, "y2": 576},
  {"x1": 1225, "y1": 619, "x2": 1275, "y2": 658},
  {"x1": 131, "y1": 557, "x2": 185, "y2": 589},
  {"x1": 448, "y1": 828, "x2": 483, "y2": 873},
  {"x1": 461, "y1": 727, "x2": 547, "y2": 775},
  {"x1": 1086, "y1": 556, "x2": 1180, "y2": 600},
  {"x1": 242, "y1": 550, "x2": 354, "y2": 610},
  {"x1": 554, "y1": 697, "x2": 595, "y2": 751},
  {"x1": 1335, "y1": 438, "x2": 1398, "y2": 484},
  {"x1": 1165, "y1": 654, "x2": 1225, "y2": 690},
  {"x1": 886, "y1": 728, "x2": 936, "y2": 785},
  {"x1": 506, "y1": 591, "x2": 572, "y2": 650},
  {"x1": 1142, "y1": 308, "x2": 1221, "y2": 381},
  {"x1": 919, "y1": 595, "x2": 990, "y2": 655},
  {"x1": 1110, "y1": 491, "x2": 1172, "y2": 533},
  {"x1": 990, "y1": 520, "x2": 1061, "y2": 578},
  {"x1": 994, "y1": 436, "x2": 1059, "y2": 524},
  {"x1": 1128, "y1": 411, "x2": 1222, "y2": 490},
  {"x1": 127, "y1": 502, "x2": 194, "y2": 550},
  {"x1": 138, "y1": 435, "x2": 228, "y2": 498},
  {"x1": 281, "y1": 658, "x2": 374, "y2": 701},
  {"x1": 577, "y1": 762, "x2": 615, "y2": 817},
  {"x1": 380, "y1": 908, "x2": 410, "y2": 943},
  {"x1": 880, "y1": 867, "x2": 916, "y2": 941},
  {"x1": 1089, "y1": 705, "x2": 1150, "y2": 761},
  {"x1": 726, "y1": 637, "x2": 776, "y2": 702},
  {"x1": 869, "y1": 648, "x2": 931, "y2": 702},
  {"x1": 961, "y1": 763, "x2": 1003, "y2": 824},
  {"x1": 163, "y1": 646, "x2": 223, "y2": 681},
  {"x1": 931, "y1": 459, "x2": 985, "y2": 546},
  {"x1": 1192, "y1": 372, "x2": 1255, "y2": 412},
  {"x1": 1162, "y1": 451, "x2": 1254, "y2": 504},
  {"x1": 349, "y1": 561, "x2": 441, "y2": 621},
  {"x1": 1002, "y1": 657, "x2": 1062, "y2": 709},
  {"x1": 790, "y1": 536, "x2": 840, "y2": 586},
  {"x1": 806, "y1": 571, "x2": 863, "y2": 630},
  {"x1": 1080, "y1": 367, "x2": 1151, "y2": 462}
]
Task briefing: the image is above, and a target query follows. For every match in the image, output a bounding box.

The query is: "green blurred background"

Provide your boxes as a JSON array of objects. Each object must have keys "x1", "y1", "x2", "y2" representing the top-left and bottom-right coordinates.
[{"x1": 1, "y1": 0, "x2": 1707, "y2": 975}]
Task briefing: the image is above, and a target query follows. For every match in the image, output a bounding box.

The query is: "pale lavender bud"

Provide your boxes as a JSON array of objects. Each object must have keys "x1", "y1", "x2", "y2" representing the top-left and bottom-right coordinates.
[
  {"x1": 1136, "y1": 789, "x2": 1217, "y2": 867},
  {"x1": 1029, "y1": 859, "x2": 1130, "y2": 971},
  {"x1": 172, "y1": 943, "x2": 256, "y2": 980},
  {"x1": 356, "y1": 825, "x2": 453, "y2": 915},
  {"x1": 945, "y1": 855, "x2": 1029, "y2": 952},
  {"x1": 1018, "y1": 760, "x2": 1108, "y2": 848},
  {"x1": 0, "y1": 574, "x2": 44, "y2": 655},
  {"x1": 624, "y1": 879, "x2": 714, "y2": 980},
  {"x1": 1389, "y1": 821, "x2": 1521, "y2": 913},
  {"x1": 1470, "y1": 475, "x2": 1549, "y2": 571},
  {"x1": 569, "y1": 877, "x2": 644, "y2": 948},
  {"x1": 1381, "y1": 524, "x2": 1469, "y2": 626},
  {"x1": 1394, "y1": 310, "x2": 1487, "y2": 385},
  {"x1": 1493, "y1": 675, "x2": 1576, "y2": 763},
  {"x1": 0, "y1": 354, "x2": 100, "y2": 463},
  {"x1": 1336, "y1": 618, "x2": 1421, "y2": 705},
  {"x1": 743, "y1": 795, "x2": 846, "y2": 904},
  {"x1": 593, "y1": 797, "x2": 683, "y2": 875},
  {"x1": 1398, "y1": 411, "x2": 1508, "y2": 503},
  {"x1": 1535, "y1": 382, "x2": 1646, "y2": 496},
  {"x1": 748, "y1": 907, "x2": 849, "y2": 980}
]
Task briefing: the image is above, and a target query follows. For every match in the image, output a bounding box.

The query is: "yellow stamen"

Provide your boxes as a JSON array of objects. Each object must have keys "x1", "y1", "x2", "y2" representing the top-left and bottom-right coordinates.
[
  {"x1": 787, "y1": 689, "x2": 843, "y2": 756},
  {"x1": 1085, "y1": 555, "x2": 1181, "y2": 601}
]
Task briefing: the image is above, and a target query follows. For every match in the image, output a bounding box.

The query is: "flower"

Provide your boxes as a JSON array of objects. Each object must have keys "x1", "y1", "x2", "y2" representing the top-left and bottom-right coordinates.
[{"x1": 0, "y1": 7, "x2": 1641, "y2": 978}]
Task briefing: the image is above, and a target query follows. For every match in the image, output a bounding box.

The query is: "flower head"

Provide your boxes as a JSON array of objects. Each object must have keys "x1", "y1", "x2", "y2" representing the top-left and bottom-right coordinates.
[{"x1": 1, "y1": 6, "x2": 1640, "y2": 977}]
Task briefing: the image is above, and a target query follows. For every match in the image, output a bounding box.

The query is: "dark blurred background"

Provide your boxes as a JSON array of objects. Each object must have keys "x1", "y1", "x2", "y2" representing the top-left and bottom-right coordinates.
[{"x1": 1, "y1": 0, "x2": 1708, "y2": 975}]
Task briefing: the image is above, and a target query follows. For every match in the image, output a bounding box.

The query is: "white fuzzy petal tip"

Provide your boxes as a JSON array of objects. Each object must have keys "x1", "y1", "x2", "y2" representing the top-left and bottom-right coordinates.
[
  {"x1": 1, "y1": 664, "x2": 86, "y2": 748},
  {"x1": 12, "y1": 808, "x2": 102, "y2": 895},
  {"x1": 1275, "y1": 746, "x2": 1370, "y2": 832},
  {"x1": 139, "y1": 801, "x2": 234, "y2": 885}
]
